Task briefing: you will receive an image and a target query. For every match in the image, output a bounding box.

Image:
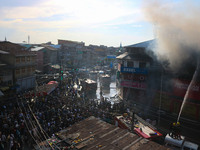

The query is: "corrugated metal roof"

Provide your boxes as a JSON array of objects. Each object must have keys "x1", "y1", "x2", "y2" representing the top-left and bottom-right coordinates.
[
  {"x1": 116, "y1": 52, "x2": 152, "y2": 61},
  {"x1": 125, "y1": 40, "x2": 155, "y2": 48},
  {"x1": 30, "y1": 46, "x2": 44, "y2": 51},
  {"x1": 55, "y1": 116, "x2": 170, "y2": 150},
  {"x1": 43, "y1": 45, "x2": 58, "y2": 51},
  {"x1": 116, "y1": 52, "x2": 128, "y2": 59},
  {"x1": 0, "y1": 50, "x2": 9, "y2": 54},
  {"x1": 19, "y1": 44, "x2": 33, "y2": 49},
  {"x1": 0, "y1": 41, "x2": 35, "y2": 56},
  {"x1": 50, "y1": 44, "x2": 61, "y2": 49}
]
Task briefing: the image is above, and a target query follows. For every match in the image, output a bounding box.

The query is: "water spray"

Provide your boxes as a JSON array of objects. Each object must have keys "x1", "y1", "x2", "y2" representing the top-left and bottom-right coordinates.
[{"x1": 177, "y1": 58, "x2": 200, "y2": 123}]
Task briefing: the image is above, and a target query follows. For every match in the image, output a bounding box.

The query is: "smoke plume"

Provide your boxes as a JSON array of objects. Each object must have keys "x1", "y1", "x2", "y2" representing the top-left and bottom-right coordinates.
[{"x1": 143, "y1": 0, "x2": 200, "y2": 70}]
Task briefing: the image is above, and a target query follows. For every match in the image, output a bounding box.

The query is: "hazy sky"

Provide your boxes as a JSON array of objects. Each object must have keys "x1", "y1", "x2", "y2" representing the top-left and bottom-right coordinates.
[{"x1": 0, "y1": 0, "x2": 185, "y2": 46}]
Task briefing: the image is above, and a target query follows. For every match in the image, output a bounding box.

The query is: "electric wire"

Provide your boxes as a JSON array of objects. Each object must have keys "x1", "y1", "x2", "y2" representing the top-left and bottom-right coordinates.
[
  {"x1": 16, "y1": 99, "x2": 42, "y2": 150},
  {"x1": 28, "y1": 104, "x2": 60, "y2": 150},
  {"x1": 19, "y1": 100, "x2": 44, "y2": 149},
  {"x1": 23, "y1": 97, "x2": 55, "y2": 149}
]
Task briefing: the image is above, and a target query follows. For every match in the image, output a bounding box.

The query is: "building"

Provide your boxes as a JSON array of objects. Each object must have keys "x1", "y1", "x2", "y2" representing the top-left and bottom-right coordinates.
[
  {"x1": 58, "y1": 39, "x2": 85, "y2": 68},
  {"x1": 117, "y1": 39, "x2": 200, "y2": 123},
  {"x1": 116, "y1": 40, "x2": 153, "y2": 102},
  {"x1": 30, "y1": 46, "x2": 44, "y2": 72},
  {"x1": 0, "y1": 61, "x2": 13, "y2": 93},
  {"x1": 30, "y1": 45, "x2": 59, "y2": 73},
  {"x1": 0, "y1": 41, "x2": 36, "y2": 92}
]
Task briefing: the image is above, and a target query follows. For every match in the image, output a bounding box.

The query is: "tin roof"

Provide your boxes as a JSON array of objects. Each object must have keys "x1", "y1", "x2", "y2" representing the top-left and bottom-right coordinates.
[
  {"x1": 116, "y1": 52, "x2": 152, "y2": 61},
  {"x1": 30, "y1": 46, "x2": 44, "y2": 51},
  {"x1": 125, "y1": 39, "x2": 155, "y2": 48},
  {"x1": 54, "y1": 116, "x2": 170, "y2": 150},
  {"x1": 0, "y1": 41, "x2": 35, "y2": 56},
  {"x1": 0, "y1": 50, "x2": 9, "y2": 54},
  {"x1": 49, "y1": 44, "x2": 61, "y2": 49},
  {"x1": 43, "y1": 45, "x2": 58, "y2": 51}
]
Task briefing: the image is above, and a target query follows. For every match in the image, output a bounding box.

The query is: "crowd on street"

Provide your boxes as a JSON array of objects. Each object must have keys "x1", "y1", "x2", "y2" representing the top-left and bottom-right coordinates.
[{"x1": 0, "y1": 73, "x2": 124, "y2": 150}]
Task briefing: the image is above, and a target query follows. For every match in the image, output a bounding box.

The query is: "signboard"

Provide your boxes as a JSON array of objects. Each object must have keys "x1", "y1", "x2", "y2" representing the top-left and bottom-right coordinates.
[
  {"x1": 121, "y1": 81, "x2": 146, "y2": 89},
  {"x1": 107, "y1": 55, "x2": 116, "y2": 59},
  {"x1": 121, "y1": 67, "x2": 148, "y2": 74},
  {"x1": 173, "y1": 79, "x2": 200, "y2": 100},
  {"x1": 110, "y1": 62, "x2": 113, "y2": 68},
  {"x1": 123, "y1": 74, "x2": 146, "y2": 81}
]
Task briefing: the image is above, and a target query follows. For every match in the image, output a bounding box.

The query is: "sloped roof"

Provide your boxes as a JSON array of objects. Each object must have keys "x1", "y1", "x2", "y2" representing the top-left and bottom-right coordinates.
[
  {"x1": 125, "y1": 39, "x2": 155, "y2": 48},
  {"x1": 19, "y1": 44, "x2": 33, "y2": 49},
  {"x1": 58, "y1": 39, "x2": 83, "y2": 45},
  {"x1": 55, "y1": 116, "x2": 170, "y2": 150},
  {"x1": 49, "y1": 44, "x2": 61, "y2": 49},
  {"x1": 116, "y1": 52, "x2": 152, "y2": 61},
  {"x1": 42, "y1": 45, "x2": 58, "y2": 51},
  {"x1": 0, "y1": 41, "x2": 35, "y2": 56},
  {"x1": 0, "y1": 50, "x2": 9, "y2": 54},
  {"x1": 0, "y1": 41, "x2": 25, "y2": 49},
  {"x1": 30, "y1": 46, "x2": 45, "y2": 51}
]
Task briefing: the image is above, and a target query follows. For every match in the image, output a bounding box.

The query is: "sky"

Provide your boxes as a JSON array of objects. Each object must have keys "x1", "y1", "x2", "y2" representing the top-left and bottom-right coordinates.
[{"x1": 0, "y1": 0, "x2": 185, "y2": 47}]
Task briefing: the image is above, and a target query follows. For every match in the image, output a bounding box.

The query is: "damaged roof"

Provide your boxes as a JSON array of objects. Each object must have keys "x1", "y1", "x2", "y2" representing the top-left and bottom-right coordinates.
[{"x1": 55, "y1": 116, "x2": 170, "y2": 150}]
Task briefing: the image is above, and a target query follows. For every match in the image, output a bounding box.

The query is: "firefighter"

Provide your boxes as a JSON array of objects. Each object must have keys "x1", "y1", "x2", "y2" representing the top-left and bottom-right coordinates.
[
  {"x1": 169, "y1": 122, "x2": 176, "y2": 138},
  {"x1": 176, "y1": 122, "x2": 182, "y2": 140}
]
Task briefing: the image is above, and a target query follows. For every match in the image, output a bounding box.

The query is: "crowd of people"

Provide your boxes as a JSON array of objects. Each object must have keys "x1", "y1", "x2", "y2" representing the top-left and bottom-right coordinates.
[{"x1": 0, "y1": 73, "x2": 122, "y2": 150}]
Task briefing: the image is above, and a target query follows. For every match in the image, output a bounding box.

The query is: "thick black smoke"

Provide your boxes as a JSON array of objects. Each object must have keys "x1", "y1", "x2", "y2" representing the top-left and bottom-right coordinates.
[{"x1": 143, "y1": 0, "x2": 200, "y2": 71}]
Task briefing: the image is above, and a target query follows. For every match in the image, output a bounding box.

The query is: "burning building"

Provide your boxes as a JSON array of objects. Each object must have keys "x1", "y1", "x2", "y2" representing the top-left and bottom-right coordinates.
[{"x1": 116, "y1": 39, "x2": 200, "y2": 122}]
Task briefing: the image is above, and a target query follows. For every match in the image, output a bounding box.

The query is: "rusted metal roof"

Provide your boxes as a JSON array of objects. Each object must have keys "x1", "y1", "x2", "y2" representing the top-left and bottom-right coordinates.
[{"x1": 55, "y1": 116, "x2": 170, "y2": 150}]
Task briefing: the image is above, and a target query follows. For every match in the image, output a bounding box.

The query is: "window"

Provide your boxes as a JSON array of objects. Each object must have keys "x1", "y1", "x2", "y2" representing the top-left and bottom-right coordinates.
[
  {"x1": 127, "y1": 61, "x2": 134, "y2": 67},
  {"x1": 15, "y1": 69, "x2": 20, "y2": 75},
  {"x1": 21, "y1": 68, "x2": 25, "y2": 73},
  {"x1": 16, "y1": 57, "x2": 20, "y2": 63},
  {"x1": 123, "y1": 61, "x2": 127, "y2": 67},
  {"x1": 32, "y1": 67, "x2": 35, "y2": 72},
  {"x1": 28, "y1": 67, "x2": 31, "y2": 72},
  {"x1": 27, "y1": 56, "x2": 30, "y2": 62},
  {"x1": 21, "y1": 57, "x2": 25, "y2": 62},
  {"x1": 139, "y1": 62, "x2": 146, "y2": 68},
  {"x1": 31, "y1": 56, "x2": 36, "y2": 62}
]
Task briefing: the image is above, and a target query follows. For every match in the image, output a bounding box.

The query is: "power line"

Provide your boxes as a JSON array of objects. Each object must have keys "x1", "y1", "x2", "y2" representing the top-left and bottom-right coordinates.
[{"x1": 17, "y1": 99, "x2": 42, "y2": 150}]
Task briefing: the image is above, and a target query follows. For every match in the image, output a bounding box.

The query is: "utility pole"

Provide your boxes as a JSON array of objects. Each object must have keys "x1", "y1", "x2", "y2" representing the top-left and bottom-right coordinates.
[{"x1": 28, "y1": 35, "x2": 30, "y2": 44}]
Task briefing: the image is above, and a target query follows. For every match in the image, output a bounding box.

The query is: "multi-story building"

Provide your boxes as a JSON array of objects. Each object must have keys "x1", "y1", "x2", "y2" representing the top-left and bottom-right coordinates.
[
  {"x1": 0, "y1": 61, "x2": 13, "y2": 90},
  {"x1": 117, "y1": 39, "x2": 200, "y2": 122},
  {"x1": 0, "y1": 41, "x2": 36, "y2": 92},
  {"x1": 30, "y1": 46, "x2": 44, "y2": 72},
  {"x1": 58, "y1": 39, "x2": 85, "y2": 68},
  {"x1": 30, "y1": 45, "x2": 59, "y2": 73},
  {"x1": 116, "y1": 40, "x2": 153, "y2": 101}
]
